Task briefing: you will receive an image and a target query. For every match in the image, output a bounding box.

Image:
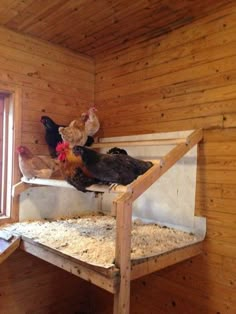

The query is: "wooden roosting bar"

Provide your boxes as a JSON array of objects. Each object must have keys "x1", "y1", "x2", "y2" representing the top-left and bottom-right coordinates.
[{"x1": 0, "y1": 129, "x2": 204, "y2": 314}]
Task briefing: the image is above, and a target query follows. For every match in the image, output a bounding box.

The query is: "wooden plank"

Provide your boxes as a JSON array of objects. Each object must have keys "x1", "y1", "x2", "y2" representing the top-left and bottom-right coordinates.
[
  {"x1": 96, "y1": 3, "x2": 236, "y2": 68},
  {"x1": 198, "y1": 142, "x2": 236, "y2": 156},
  {"x1": 203, "y1": 239, "x2": 236, "y2": 259},
  {"x1": 203, "y1": 128, "x2": 236, "y2": 142},
  {"x1": 129, "y1": 129, "x2": 203, "y2": 201},
  {"x1": 85, "y1": 1, "x2": 233, "y2": 56},
  {"x1": 21, "y1": 239, "x2": 119, "y2": 294},
  {"x1": 98, "y1": 99, "x2": 236, "y2": 127},
  {"x1": 196, "y1": 197, "x2": 236, "y2": 215},
  {"x1": 93, "y1": 138, "x2": 187, "y2": 148},
  {"x1": 0, "y1": 236, "x2": 21, "y2": 264},
  {"x1": 195, "y1": 209, "x2": 236, "y2": 229},
  {"x1": 97, "y1": 27, "x2": 236, "y2": 78},
  {"x1": 13, "y1": 177, "x2": 130, "y2": 196},
  {"x1": 131, "y1": 242, "x2": 203, "y2": 280},
  {"x1": 113, "y1": 193, "x2": 133, "y2": 314},
  {"x1": 100, "y1": 115, "x2": 222, "y2": 138},
  {"x1": 206, "y1": 223, "x2": 236, "y2": 244},
  {"x1": 0, "y1": 26, "x2": 94, "y2": 72},
  {"x1": 0, "y1": 43, "x2": 94, "y2": 84},
  {"x1": 196, "y1": 182, "x2": 222, "y2": 199},
  {"x1": 223, "y1": 112, "x2": 236, "y2": 128},
  {"x1": 222, "y1": 184, "x2": 236, "y2": 199},
  {"x1": 197, "y1": 169, "x2": 236, "y2": 185}
]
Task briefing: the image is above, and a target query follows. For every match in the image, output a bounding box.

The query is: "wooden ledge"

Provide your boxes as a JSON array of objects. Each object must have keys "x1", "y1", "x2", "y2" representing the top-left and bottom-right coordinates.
[{"x1": 92, "y1": 138, "x2": 188, "y2": 148}]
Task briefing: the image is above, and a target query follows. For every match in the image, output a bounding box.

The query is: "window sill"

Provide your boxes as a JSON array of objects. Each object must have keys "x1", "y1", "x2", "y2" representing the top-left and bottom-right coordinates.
[{"x1": 0, "y1": 215, "x2": 12, "y2": 225}]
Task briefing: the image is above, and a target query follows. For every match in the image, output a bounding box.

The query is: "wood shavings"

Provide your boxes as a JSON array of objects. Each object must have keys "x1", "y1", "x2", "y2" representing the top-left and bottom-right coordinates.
[{"x1": 2, "y1": 215, "x2": 201, "y2": 267}]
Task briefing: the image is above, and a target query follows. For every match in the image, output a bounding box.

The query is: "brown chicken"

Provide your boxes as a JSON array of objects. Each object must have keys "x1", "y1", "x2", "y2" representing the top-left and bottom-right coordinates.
[
  {"x1": 58, "y1": 120, "x2": 94, "y2": 148},
  {"x1": 17, "y1": 146, "x2": 58, "y2": 179},
  {"x1": 56, "y1": 142, "x2": 99, "y2": 192}
]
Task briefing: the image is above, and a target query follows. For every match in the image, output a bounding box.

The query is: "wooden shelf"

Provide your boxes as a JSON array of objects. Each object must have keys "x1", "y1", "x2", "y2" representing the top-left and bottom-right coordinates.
[
  {"x1": 17, "y1": 234, "x2": 203, "y2": 294},
  {"x1": 0, "y1": 231, "x2": 20, "y2": 265},
  {"x1": 92, "y1": 137, "x2": 188, "y2": 148},
  {"x1": 12, "y1": 177, "x2": 131, "y2": 197},
  {"x1": 6, "y1": 129, "x2": 204, "y2": 314}
]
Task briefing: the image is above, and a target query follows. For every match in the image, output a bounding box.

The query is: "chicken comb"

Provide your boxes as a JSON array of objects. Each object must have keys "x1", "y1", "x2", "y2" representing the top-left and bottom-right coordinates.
[
  {"x1": 89, "y1": 105, "x2": 97, "y2": 112},
  {"x1": 56, "y1": 141, "x2": 69, "y2": 152},
  {"x1": 56, "y1": 142, "x2": 69, "y2": 161}
]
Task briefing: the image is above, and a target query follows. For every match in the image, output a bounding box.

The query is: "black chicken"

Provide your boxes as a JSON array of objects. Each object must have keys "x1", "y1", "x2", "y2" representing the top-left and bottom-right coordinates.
[
  {"x1": 41, "y1": 116, "x2": 94, "y2": 158},
  {"x1": 41, "y1": 116, "x2": 64, "y2": 158},
  {"x1": 106, "y1": 147, "x2": 128, "y2": 155},
  {"x1": 66, "y1": 167, "x2": 100, "y2": 192},
  {"x1": 72, "y1": 146, "x2": 153, "y2": 185}
]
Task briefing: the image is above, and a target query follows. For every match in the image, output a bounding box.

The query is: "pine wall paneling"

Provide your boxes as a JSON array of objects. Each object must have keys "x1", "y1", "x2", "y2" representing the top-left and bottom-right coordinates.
[
  {"x1": 94, "y1": 3, "x2": 236, "y2": 313},
  {"x1": 0, "y1": 27, "x2": 95, "y2": 313},
  {"x1": 0, "y1": 250, "x2": 93, "y2": 314},
  {"x1": 1, "y1": 2, "x2": 236, "y2": 313},
  {"x1": 0, "y1": 0, "x2": 231, "y2": 56},
  {"x1": 0, "y1": 26, "x2": 94, "y2": 156},
  {"x1": 0, "y1": 96, "x2": 4, "y2": 212}
]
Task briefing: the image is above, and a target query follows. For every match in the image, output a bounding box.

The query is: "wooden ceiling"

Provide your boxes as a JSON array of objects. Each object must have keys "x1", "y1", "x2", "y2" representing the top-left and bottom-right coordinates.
[{"x1": 0, "y1": 0, "x2": 232, "y2": 57}]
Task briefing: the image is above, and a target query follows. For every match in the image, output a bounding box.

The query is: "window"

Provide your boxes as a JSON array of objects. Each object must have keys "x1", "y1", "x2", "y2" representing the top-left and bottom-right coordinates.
[
  {"x1": 0, "y1": 86, "x2": 21, "y2": 222},
  {"x1": 0, "y1": 93, "x2": 13, "y2": 217}
]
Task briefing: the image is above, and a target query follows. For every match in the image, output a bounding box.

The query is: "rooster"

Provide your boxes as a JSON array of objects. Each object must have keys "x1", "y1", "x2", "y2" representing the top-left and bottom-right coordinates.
[
  {"x1": 81, "y1": 106, "x2": 100, "y2": 137},
  {"x1": 17, "y1": 146, "x2": 59, "y2": 179},
  {"x1": 56, "y1": 142, "x2": 99, "y2": 192},
  {"x1": 72, "y1": 146, "x2": 153, "y2": 185}
]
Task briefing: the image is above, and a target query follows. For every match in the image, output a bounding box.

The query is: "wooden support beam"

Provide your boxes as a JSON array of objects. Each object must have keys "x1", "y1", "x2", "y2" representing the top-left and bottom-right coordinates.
[
  {"x1": 11, "y1": 181, "x2": 28, "y2": 197},
  {"x1": 113, "y1": 192, "x2": 133, "y2": 314},
  {"x1": 0, "y1": 235, "x2": 21, "y2": 264},
  {"x1": 92, "y1": 138, "x2": 187, "y2": 149},
  {"x1": 130, "y1": 242, "x2": 203, "y2": 280},
  {"x1": 12, "y1": 177, "x2": 131, "y2": 197},
  {"x1": 129, "y1": 129, "x2": 203, "y2": 201},
  {"x1": 21, "y1": 239, "x2": 119, "y2": 294}
]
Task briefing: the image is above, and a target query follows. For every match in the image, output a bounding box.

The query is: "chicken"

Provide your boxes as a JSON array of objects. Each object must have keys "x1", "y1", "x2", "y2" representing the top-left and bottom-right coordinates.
[
  {"x1": 40, "y1": 116, "x2": 65, "y2": 158},
  {"x1": 82, "y1": 106, "x2": 100, "y2": 137},
  {"x1": 72, "y1": 146, "x2": 153, "y2": 185},
  {"x1": 56, "y1": 142, "x2": 99, "y2": 192},
  {"x1": 58, "y1": 120, "x2": 94, "y2": 148},
  {"x1": 106, "y1": 147, "x2": 128, "y2": 155},
  {"x1": 16, "y1": 146, "x2": 58, "y2": 179}
]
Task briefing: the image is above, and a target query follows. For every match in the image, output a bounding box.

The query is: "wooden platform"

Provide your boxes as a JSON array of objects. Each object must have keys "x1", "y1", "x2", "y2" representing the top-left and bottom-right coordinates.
[
  {"x1": 13, "y1": 233, "x2": 203, "y2": 294},
  {"x1": 2, "y1": 129, "x2": 204, "y2": 314}
]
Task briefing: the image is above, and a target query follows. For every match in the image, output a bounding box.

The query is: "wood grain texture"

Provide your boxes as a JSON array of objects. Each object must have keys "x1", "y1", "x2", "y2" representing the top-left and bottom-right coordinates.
[
  {"x1": 93, "y1": 3, "x2": 236, "y2": 313},
  {"x1": 0, "y1": 26, "x2": 94, "y2": 158},
  {"x1": 0, "y1": 0, "x2": 231, "y2": 56},
  {"x1": 1, "y1": 1, "x2": 236, "y2": 314},
  {"x1": 0, "y1": 249, "x2": 94, "y2": 314}
]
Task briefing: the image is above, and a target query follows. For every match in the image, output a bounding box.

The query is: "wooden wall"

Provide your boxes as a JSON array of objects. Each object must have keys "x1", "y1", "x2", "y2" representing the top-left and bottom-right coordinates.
[
  {"x1": 1, "y1": 2, "x2": 236, "y2": 313},
  {"x1": 0, "y1": 25, "x2": 94, "y2": 156},
  {"x1": 0, "y1": 250, "x2": 94, "y2": 314},
  {"x1": 95, "y1": 3, "x2": 236, "y2": 314},
  {"x1": 0, "y1": 27, "x2": 95, "y2": 313},
  {"x1": 0, "y1": 96, "x2": 3, "y2": 211}
]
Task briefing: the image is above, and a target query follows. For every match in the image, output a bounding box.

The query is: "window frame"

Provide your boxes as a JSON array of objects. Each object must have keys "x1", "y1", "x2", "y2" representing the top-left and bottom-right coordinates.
[{"x1": 0, "y1": 83, "x2": 22, "y2": 224}]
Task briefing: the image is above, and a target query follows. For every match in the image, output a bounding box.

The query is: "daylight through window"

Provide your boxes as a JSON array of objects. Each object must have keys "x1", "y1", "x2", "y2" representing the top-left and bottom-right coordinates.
[{"x1": 0, "y1": 93, "x2": 14, "y2": 217}]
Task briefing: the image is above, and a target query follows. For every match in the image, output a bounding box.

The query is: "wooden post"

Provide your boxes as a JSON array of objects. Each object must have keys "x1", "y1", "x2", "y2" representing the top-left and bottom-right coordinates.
[{"x1": 113, "y1": 192, "x2": 133, "y2": 314}]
